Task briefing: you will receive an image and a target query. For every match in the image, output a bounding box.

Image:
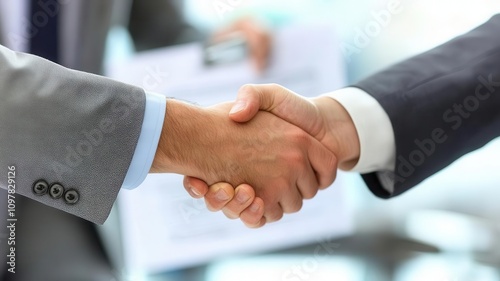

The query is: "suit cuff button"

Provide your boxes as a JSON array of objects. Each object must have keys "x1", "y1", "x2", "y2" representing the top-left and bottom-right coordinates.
[
  {"x1": 33, "y1": 180, "x2": 49, "y2": 195},
  {"x1": 49, "y1": 183, "x2": 65, "y2": 199},
  {"x1": 64, "y1": 189, "x2": 79, "y2": 205}
]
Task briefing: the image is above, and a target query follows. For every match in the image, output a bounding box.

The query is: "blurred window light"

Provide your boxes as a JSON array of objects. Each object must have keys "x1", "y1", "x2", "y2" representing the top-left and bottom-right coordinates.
[
  {"x1": 183, "y1": 0, "x2": 372, "y2": 28},
  {"x1": 405, "y1": 210, "x2": 495, "y2": 252},
  {"x1": 394, "y1": 255, "x2": 499, "y2": 281},
  {"x1": 206, "y1": 256, "x2": 366, "y2": 281}
]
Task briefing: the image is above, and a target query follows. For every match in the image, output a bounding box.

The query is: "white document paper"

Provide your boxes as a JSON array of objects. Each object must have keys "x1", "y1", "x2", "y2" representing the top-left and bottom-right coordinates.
[{"x1": 107, "y1": 24, "x2": 354, "y2": 273}]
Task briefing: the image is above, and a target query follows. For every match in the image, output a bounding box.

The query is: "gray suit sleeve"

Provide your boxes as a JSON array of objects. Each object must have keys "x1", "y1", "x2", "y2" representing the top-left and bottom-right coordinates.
[
  {"x1": 0, "y1": 45, "x2": 146, "y2": 224},
  {"x1": 355, "y1": 14, "x2": 500, "y2": 198}
]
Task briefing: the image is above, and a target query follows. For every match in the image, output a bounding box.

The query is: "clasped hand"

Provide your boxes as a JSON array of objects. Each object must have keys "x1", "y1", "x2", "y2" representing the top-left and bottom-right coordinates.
[{"x1": 178, "y1": 84, "x2": 360, "y2": 228}]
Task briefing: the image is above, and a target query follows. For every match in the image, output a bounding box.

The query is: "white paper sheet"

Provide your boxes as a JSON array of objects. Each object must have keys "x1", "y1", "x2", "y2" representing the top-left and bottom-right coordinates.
[{"x1": 107, "y1": 24, "x2": 354, "y2": 273}]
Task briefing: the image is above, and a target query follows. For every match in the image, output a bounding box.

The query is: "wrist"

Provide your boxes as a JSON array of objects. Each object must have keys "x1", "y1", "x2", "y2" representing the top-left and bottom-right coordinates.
[
  {"x1": 151, "y1": 100, "x2": 240, "y2": 184},
  {"x1": 313, "y1": 96, "x2": 360, "y2": 170},
  {"x1": 151, "y1": 100, "x2": 211, "y2": 176}
]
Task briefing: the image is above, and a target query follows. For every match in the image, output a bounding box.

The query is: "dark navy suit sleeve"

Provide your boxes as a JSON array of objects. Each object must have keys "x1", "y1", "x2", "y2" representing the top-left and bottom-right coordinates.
[{"x1": 354, "y1": 14, "x2": 500, "y2": 198}]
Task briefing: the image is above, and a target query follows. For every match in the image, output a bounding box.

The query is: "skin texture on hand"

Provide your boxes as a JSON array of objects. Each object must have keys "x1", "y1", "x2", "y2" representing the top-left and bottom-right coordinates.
[
  {"x1": 152, "y1": 99, "x2": 337, "y2": 223},
  {"x1": 231, "y1": 84, "x2": 360, "y2": 169},
  {"x1": 184, "y1": 84, "x2": 361, "y2": 228}
]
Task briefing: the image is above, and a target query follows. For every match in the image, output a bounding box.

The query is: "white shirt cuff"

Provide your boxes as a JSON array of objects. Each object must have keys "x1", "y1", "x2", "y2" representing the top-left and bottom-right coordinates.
[
  {"x1": 121, "y1": 92, "x2": 166, "y2": 190},
  {"x1": 324, "y1": 87, "x2": 396, "y2": 192}
]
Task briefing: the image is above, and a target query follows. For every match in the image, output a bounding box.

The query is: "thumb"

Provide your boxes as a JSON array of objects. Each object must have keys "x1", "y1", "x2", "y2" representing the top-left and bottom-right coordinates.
[
  {"x1": 183, "y1": 176, "x2": 209, "y2": 198},
  {"x1": 229, "y1": 84, "x2": 286, "y2": 123},
  {"x1": 229, "y1": 84, "x2": 323, "y2": 137}
]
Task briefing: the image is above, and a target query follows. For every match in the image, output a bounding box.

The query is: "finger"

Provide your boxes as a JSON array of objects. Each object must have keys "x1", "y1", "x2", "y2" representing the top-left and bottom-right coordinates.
[
  {"x1": 245, "y1": 27, "x2": 272, "y2": 72},
  {"x1": 204, "y1": 182, "x2": 235, "y2": 212},
  {"x1": 275, "y1": 174, "x2": 304, "y2": 214},
  {"x1": 229, "y1": 85, "x2": 323, "y2": 139},
  {"x1": 279, "y1": 185, "x2": 304, "y2": 214},
  {"x1": 210, "y1": 18, "x2": 271, "y2": 72},
  {"x1": 308, "y1": 138, "x2": 338, "y2": 189},
  {"x1": 229, "y1": 84, "x2": 285, "y2": 122},
  {"x1": 240, "y1": 197, "x2": 266, "y2": 228},
  {"x1": 264, "y1": 202, "x2": 284, "y2": 223},
  {"x1": 221, "y1": 184, "x2": 256, "y2": 219},
  {"x1": 297, "y1": 158, "x2": 320, "y2": 200},
  {"x1": 244, "y1": 217, "x2": 266, "y2": 229},
  {"x1": 229, "y1": 18, "x2": 271, "y2": 72},
  {"x1": 183, "y1": 176, "x2": 209, "y2": 199},
  {"x1": 228, "y1": 84, "x2": 264, "y2": 122}
]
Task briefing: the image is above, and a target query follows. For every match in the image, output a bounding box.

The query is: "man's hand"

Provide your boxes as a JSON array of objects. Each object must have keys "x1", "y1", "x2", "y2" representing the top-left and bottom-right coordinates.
[
  {"x1": 152, "y1": 99, "x2": 337, "y2": 223},
  {"x1": 184, "y1": 84, "x2": 361, "y2": 227},
  {"x1": 185, "y1": 177, "x2": 266, "y2": 228},
  {"x1": 211, "y1": 18, "x2": 271, "y2": 72},
  {"x1": 229, "y1": 84, "x2": 360, "y2": 169}
]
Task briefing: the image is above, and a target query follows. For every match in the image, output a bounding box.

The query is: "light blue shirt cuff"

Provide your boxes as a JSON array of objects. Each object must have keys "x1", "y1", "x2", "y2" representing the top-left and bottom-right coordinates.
[{"x1": 121, "y1": 91, "x2": 166, "y2": 190}]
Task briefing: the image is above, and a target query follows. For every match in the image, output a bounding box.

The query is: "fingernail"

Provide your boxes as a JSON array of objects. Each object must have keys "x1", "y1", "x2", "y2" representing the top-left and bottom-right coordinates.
[
  {"x1": 236, "y1": 191, "x2": 250, "y2": 204},
  {"x1": 216, "y1": 189, "x2": 230, "y2": 201},
  {"x1": 191, "y1": 188, "x2": 201, "y2": 197},
  {"x1": 250, "y1": 203, "x2": 260, "y2": 212},
  {"x1": 230, "y1": 100, "x2": 246, "y2": 114}
]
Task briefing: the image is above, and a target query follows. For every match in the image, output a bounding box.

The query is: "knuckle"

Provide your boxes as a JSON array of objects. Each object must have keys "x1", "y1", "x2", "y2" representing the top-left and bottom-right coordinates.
[
  {"x1": 241, "y1": 214, "x2": 261, "y2": 226},
  {"x1": 205, "y1": 201, "x2": 218, "y2": 212},
  {"x1": 245, "y1": 220, "x2": 264, "y2": 229},
  {"x1": 286, "y1": 150, "x2": 306, "y2": 167},
  {"x1": 327, "y1": 169, "x2": 338, "y2": 189},
  {"x1": 291, "y1": 128, "x2": 309, "y2": 143},
  {"x1": 265, "y1": 209, "x2": 283, "y2": 223},
  {"x1": 327, "y1": 153, "x2": 339, "y2": 172},
  {"x1": 302, "y1": 187, "x2": 318, "y2": 200},
  {"x1": 321, "y1": 155, "x2": 338, "y2": 188},
  {"x1": 241, "y1": 207, "x2": 258, "y2": 219},
  {"x1": 275, "y1": 179, "x2": 292, "y2": 195},
  {"x1": 267, "y1": 213, "x2": 283, "y2": 223},
  {"x1": 286, "y1": 199, "x2": 303, "y2": 214},
  {"x1": 269, "y1": 83, "x2": 286, "y2": 91},
  {"x1": 316, "y1": 155, "x2": 338, "y2": 189},
  {"x1": 222, "y1": 209, "x2": 239, "y2": 220},
  {"x1": 239, "y1": 84, "x2": 255, "y2": 93}
]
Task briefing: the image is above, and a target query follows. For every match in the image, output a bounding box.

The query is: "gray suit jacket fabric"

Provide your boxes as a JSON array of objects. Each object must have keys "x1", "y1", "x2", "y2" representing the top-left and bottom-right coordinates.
[
  {"x1": 356, "y1": 14, "x2": 500, "y2": 198},
  {"x1": 0, "y1": 45, "x2": 146, "y2": 224},
  {"x1": 0, "y1": 0, "x2": 195, "y2": 224}
]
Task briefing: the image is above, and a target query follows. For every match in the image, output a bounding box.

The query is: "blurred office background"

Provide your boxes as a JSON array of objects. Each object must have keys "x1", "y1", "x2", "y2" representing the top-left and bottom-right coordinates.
[{"x1": 107, "y1": 1, "x2": 500, "y2": 280}]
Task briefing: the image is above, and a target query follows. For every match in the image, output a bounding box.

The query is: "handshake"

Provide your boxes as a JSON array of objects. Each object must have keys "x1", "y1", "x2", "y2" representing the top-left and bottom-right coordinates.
[{"x1": 151, "y1": 84, "x2": 360, "y2": 228}]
